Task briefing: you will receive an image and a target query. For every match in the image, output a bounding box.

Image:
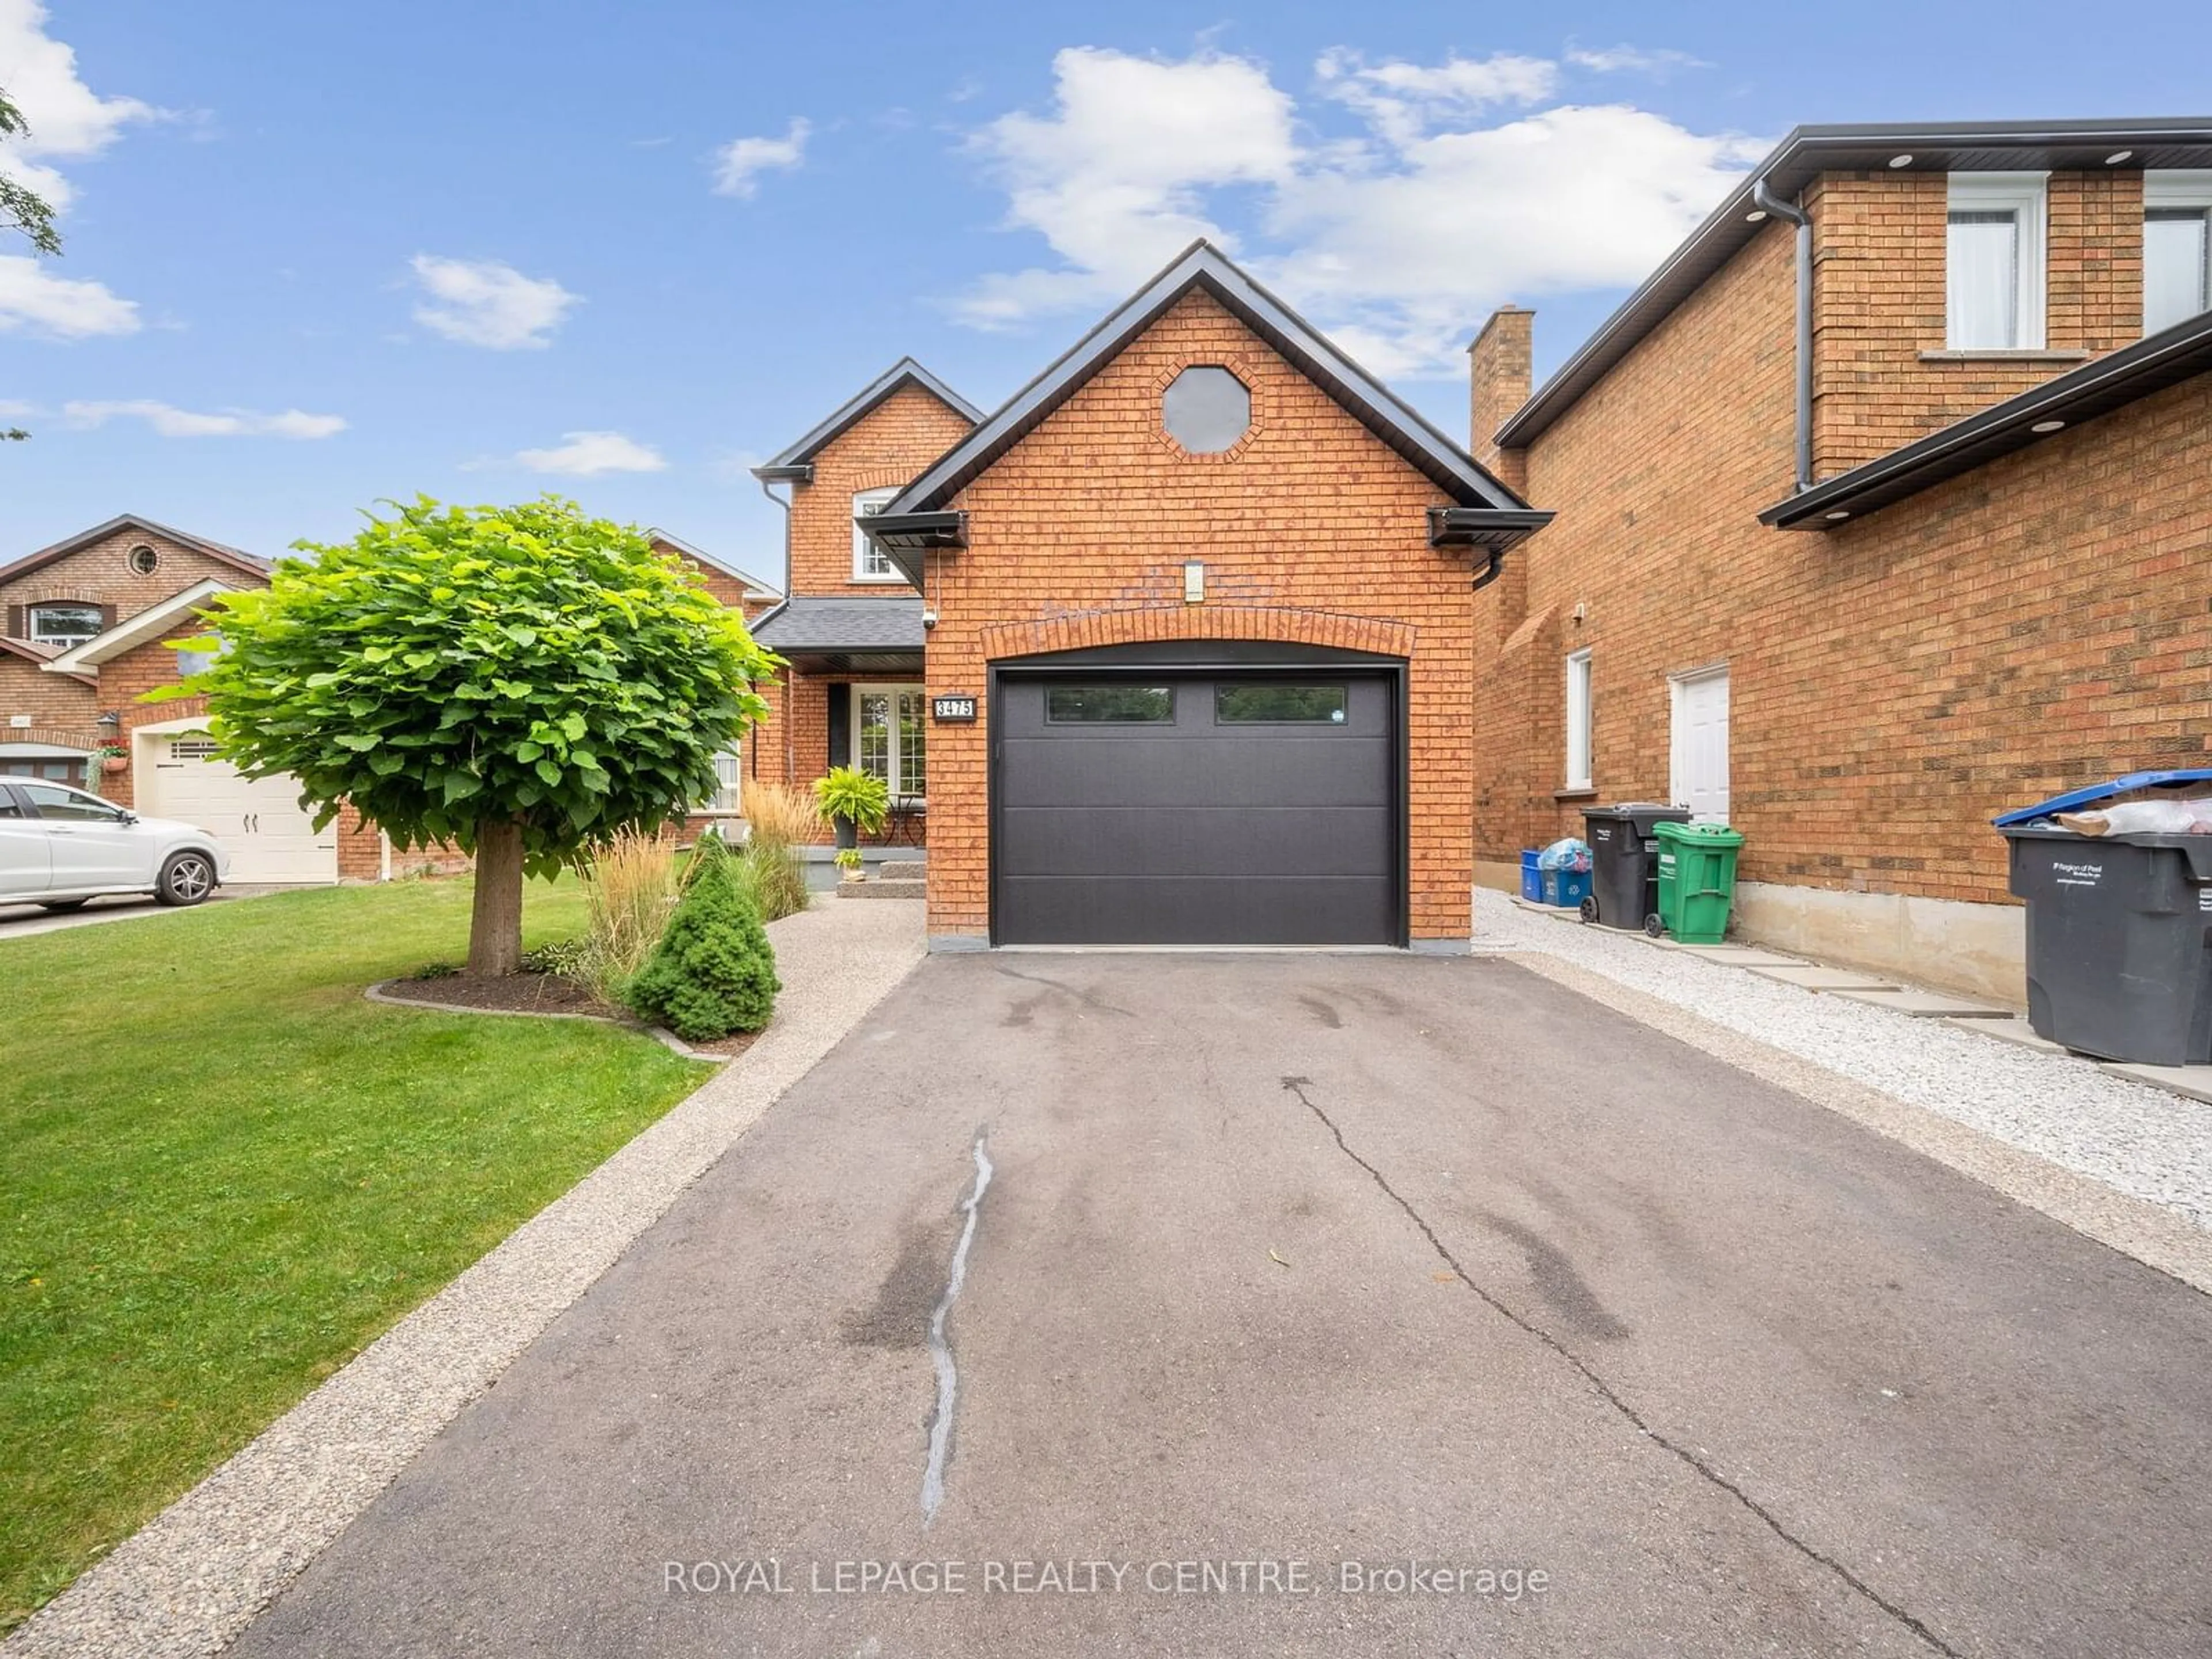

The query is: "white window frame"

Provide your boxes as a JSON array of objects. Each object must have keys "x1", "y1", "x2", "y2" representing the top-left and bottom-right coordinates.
[
  {"x1": 26, "y1": 603, "x2": 104, "y2": 646},
  {"x1": 699, "y1": 740, "x2": 743, "y2": 815},
  {"x1": 2143, "y1": 171, "x2": 2212, "y2": 335},
  {"x1": 1946, "y1": 172, "x2": 2047, "y2": 350},
  {"x1": 851, "y1": 488, "x2": 902, "y2": 582},
  {"x1": 853, "y1": 682, "x2": 926, "y2": 801},
  {"x1": 1563, "y1": 649, "x2": 1593, "y2": 792}
]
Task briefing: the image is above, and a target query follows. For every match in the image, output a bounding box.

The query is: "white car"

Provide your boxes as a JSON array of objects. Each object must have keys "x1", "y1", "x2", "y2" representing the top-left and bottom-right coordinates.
[{"x1": 0, "y1": 778, "x2": 229, "y2": 912}]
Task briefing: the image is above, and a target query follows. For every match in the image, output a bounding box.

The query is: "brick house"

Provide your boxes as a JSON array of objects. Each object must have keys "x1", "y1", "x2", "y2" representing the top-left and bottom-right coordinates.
[
  {"x1": 751, "y1": 245, "x2": 1548, "y2": 949},
  {"x1": 1468, "y1": 119, "x2": 2212, "y2": 997}
]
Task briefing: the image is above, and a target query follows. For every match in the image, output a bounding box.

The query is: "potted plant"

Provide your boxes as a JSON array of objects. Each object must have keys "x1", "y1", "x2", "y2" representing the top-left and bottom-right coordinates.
[
  {"x1": 834, "y1": 846, "x2": 866, "y2": 884},
  {"x1": 96, "y1": 741, "x2": 127, "y2": 775},
  {"x1": 813, "y1": 766, "x2": 889, "y2": 851}
]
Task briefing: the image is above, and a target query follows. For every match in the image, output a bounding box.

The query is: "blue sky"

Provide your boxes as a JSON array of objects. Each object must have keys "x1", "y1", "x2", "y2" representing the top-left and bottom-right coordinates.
[{"x1": 3, "y1": 0, "x2": 2209, "y2": 580}]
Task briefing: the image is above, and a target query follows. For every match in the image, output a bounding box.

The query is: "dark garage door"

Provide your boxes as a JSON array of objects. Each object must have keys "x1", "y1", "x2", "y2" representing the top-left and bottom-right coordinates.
[{"x1": 994, "y1": 672, "x2": 1400, "y2": 945}]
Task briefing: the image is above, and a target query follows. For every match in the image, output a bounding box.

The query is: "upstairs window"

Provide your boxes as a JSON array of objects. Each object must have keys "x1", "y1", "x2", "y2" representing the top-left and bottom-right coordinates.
[
  {"x1": 2144, "y1": 172, "x2": 2212, "y2": 335},
  {"x1": 852, "y1": 488, "x2": 900, "y2": 581},
  {"x1": 27, "y1": 603, "x2": 104, "y2": 646},
  {"x1": 1946, "y1": 173, "x2": 2047, "y2": 350}
]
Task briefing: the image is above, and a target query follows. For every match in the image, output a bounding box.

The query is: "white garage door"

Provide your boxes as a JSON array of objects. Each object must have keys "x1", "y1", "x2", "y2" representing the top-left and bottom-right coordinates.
[{"x1": 138, "y1": 731, "x2": 339, "y2": 885}]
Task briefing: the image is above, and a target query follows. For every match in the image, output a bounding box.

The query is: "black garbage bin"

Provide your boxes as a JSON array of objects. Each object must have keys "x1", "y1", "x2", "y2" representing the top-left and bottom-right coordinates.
[
  {"x1": 1582, "y1": 802, "x2": 1692, "y2": 930},
  {"x1": 1995, "y1": 770, "x2": 2212, "y2": 1066}
]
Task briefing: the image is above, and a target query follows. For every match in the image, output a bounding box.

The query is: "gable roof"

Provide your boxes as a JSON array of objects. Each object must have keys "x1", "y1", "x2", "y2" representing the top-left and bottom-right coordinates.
[
  {"x1": 1762, "y1": 304, "x2": 2212, "y2": 529},
  {"x1": 0, "y1": 513, "x2": 267, "y2": 586},
  {"x1": 645, "y1": 528, "x2": 782, "y2": 597},
  {"x1": 884, "y1": 240, "x2": 1532, "y2": 520},
  {"x1": 749, "y1": 594, "x2": 925, "y2": 653},
  {"x1": 1497, "y1": 118, "x2": 2212, "y2": 449},
  {"x1": 751, "y1": 358, "x2": 984, "y2": 482},
  {"x1": 41, "y1": 579, "x2": 234, "y2": 674}
]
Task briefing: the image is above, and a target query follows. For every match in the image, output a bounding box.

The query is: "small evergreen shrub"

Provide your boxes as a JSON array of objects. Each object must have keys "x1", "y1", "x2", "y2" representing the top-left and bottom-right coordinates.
[{"x1": 624, "y1": 842, "x2": 780, "y2": 1040}]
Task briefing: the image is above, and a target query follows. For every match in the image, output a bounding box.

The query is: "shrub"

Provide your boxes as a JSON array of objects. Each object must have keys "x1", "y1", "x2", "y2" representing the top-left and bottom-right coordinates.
[
  {"x1": 575, "y1": 830, "x2": 683, "y2": 1003},
  {"x1": 625, "y1": 842, "x2": 780, "y2": 1040},
  {"x1": 520, "y1": 937, "x2": 589, "y2": 978},
  {"x1": 737, "y1": 779, "x2": 816, "y2": 922},
  {"x1": 814, "y1": 766, "x2": 889, "y2": 838}
]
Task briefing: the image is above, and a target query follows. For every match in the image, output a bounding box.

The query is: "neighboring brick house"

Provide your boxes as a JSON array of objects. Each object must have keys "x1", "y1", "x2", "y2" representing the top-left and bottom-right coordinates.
[
  {"x1": 1469, "y1": 119, "x2": 2212, "y2": 997},
  {"x1": 748, "y1": 245, "x2": 1547, "y2": 949}
]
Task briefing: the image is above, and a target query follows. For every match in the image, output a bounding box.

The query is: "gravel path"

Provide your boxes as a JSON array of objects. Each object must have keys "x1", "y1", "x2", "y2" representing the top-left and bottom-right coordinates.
[
  {"x1": 1477, "y1": 888, "x2": 2212, "y2": 1233},
  {"x1": 1, "y1": 897, "x2": 925, "y2": 1659}
]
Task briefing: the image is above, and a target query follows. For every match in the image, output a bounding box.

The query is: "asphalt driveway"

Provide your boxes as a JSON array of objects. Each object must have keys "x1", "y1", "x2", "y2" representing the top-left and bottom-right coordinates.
[{"x1": 230, "y1": 953, "x2": 2212, "y2": 1658}]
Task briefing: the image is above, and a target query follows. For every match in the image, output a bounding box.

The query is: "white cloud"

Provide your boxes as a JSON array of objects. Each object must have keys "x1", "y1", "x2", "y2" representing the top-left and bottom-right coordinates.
[
  {"x1": 956, "y1": 48, "x2": 1297, "y2": 328},
  {"x1": 506, "y1": 430, "x2": 667, "y2": 476},
  {"x1": 0, "y1": 252, "x2": 138, "y2": 335},
  {"x1": 0, "y1": 0, "x2": 163, "y2": 214},
  {"x1": 1315, "y1": 48, "x2": 1556, "y2": 145},
  {"x1": 1566, "y1": 44, "x2": 1713, "y2": 78},
  {"x1": 0, "y1": 396, "x2": 35, "y2": 415},
  {"x1": 951, "y1": 44, "x2": 1763, "y2": 377},
  {"x1": 711, "y1": 118, "x2": 809, "y2": 198},
  {"x1": 408, "y1": 255, "x2": 580, "y2": 350},
  {"x1": 62, "y1": 399, "x2": 346, "y2": 438}
]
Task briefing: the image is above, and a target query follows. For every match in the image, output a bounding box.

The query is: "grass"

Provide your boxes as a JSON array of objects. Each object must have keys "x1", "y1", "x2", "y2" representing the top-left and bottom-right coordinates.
[{"x1": 0, "y1": 877, "x2": 710, "y2": 1633}]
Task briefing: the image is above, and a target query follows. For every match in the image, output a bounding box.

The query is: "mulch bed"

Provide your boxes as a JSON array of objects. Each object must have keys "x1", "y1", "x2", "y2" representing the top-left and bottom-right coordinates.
[
  {"x1": 376, "y1": 970, "x2": 766, "y2": 1060},
  {"x1": 379, "y1": 971, "x2": 609, "y2": 1016}
]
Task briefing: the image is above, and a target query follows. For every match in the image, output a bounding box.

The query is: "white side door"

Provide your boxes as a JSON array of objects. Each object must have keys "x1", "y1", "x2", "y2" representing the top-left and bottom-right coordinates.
[{"x1": 1671, "y1": 668, "x2": 1731, "y2": 823}]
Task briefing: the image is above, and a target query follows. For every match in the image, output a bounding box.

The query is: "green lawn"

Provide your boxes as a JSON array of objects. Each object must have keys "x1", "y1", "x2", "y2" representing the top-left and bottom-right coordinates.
[{"x1": 0, "y1": 878, "x2": 709, "y2": 1633}]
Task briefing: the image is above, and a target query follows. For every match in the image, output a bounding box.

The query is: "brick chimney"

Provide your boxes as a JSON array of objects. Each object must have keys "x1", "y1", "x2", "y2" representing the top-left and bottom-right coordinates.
[{"x1": 1468, "y1": 306, "x2": 1533, "y2": 493}]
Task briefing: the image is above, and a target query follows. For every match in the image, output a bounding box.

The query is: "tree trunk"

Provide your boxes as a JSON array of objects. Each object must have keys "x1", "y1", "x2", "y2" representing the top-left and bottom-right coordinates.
[{"x1": 468, "y1": 819, "x2": 525, "y2": 977}]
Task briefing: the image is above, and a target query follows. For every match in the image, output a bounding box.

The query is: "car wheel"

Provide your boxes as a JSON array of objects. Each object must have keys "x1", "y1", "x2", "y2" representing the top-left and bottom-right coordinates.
[
  {"x1": 37, "y1": 898, "x2": 91, "y2": 914},
  {"x1": 156, "y1": 851, "x2": 216, "y2": 907}
]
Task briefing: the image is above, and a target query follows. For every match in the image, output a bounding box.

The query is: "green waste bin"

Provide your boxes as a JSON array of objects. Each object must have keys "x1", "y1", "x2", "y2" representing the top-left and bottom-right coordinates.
[{"x1": 1650, "y1": 821, "x2": 1744, "y2": 944}]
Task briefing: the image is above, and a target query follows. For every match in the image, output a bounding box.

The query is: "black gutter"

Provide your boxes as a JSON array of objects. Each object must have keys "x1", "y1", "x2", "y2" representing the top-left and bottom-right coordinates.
[
  {"x1": 1760, "y1": 306, "x2": 2212, "y2": 528},
  {"x1": 1496, "y1": 117, "x2": 2212, "y2": 450},
  {"x1": 1425, "y1": 506, "x2": 1555, "y2": 549}
]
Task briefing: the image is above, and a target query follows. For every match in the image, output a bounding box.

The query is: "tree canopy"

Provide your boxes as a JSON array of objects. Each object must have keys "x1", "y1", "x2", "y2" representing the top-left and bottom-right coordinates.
[{"x1": 158, "y1": 495, "x2": 781, "y2": 971}]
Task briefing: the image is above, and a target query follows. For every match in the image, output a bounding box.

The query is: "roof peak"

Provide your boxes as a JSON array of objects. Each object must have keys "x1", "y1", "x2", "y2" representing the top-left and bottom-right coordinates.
[{"x1": 753, "y1": 358, "x2": 983, "y2": 478}]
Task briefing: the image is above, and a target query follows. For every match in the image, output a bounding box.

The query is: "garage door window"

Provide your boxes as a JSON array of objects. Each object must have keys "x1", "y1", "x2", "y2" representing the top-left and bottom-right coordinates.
[
  {"x1": 1043, "y1": 685, "x2": 1174, "y2": 723},
  {"x1": 1215, "y1": 684, "x2": 1346, "y2": 724}
]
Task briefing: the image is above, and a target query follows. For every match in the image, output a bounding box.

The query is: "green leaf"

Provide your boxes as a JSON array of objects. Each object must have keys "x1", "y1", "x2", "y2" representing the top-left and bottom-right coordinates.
[
  {"x1": 534, "y1": 758, "x2": 561, "y2": 787},
  {"x1": 559, "y1": 713, "x2": 587, "y2": 741}
]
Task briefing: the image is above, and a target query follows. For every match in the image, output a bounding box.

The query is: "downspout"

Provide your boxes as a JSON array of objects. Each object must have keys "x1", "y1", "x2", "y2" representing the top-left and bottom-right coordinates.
[
  {"x1": 1751, "y1": 175, "x2": 1814, "y2": 494},
  {"x1": 756, "y1": 474, "x2": 795, "y2": 783}
]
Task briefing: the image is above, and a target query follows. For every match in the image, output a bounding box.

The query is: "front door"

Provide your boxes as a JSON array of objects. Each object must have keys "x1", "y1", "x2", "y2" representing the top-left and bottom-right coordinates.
[{"x1": 1671, "y1": 668, "x2": 1730, "y2": 823}]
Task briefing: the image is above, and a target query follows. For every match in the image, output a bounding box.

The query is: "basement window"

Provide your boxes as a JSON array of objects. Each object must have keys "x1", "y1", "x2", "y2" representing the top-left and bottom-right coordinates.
[{"x1": 1946, "y1": 173, "x2": 2047, "y2": 349}]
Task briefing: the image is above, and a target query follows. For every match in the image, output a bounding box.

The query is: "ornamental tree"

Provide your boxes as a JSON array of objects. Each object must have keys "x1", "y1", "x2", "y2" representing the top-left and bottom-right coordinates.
[{"x1": 156, "y1": 496, "x2": 779, "y2": 975}]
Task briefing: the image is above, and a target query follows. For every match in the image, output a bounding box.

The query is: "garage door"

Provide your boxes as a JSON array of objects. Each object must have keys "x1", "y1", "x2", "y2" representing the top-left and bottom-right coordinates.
[
  {"x1": 994, "y1": 672, "x2": 1399, "y2": 945},
  {"x1": 137, "y1": 731, "x2": 339, "y2": 885}
]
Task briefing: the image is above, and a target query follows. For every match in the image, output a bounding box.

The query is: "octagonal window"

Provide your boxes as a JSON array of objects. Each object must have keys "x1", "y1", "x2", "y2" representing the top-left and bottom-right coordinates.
[{"x1": 1161, "y1": 365, "x2": 1251, "y2": 454}]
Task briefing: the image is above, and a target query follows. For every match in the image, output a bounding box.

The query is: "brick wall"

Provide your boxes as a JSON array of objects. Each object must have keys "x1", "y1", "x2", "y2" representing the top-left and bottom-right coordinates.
[
  {"x1": 1479, "y1": 194, "x2": 2212, "y2": 912},
  {"x1": 1, "y1": 529, "x2": 257, "y2": 638},
  {"x1": 1809, "y1": 169, "x2": 2145, "y2": 475},
  {"x1": 785, "y1": 384, "x2": 975, "y2": 595},
  {"x1": 923, "y1": 286, "x2": 1481, "y2": 943},
  {"x1": 1468, "y1": 306, "x2": 1533, "y2": 491},
  {"x1": 0, "y1": 655, "x2": 100, "y2": 740}
]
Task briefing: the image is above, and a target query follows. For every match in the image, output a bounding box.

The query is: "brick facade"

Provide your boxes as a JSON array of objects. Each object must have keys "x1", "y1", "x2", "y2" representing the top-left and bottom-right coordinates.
[
  {"x1": 1808, "y1": 169, "x2": 2144, "y2": 474},
  {"x1": 921, "y1": 287, "x2": 1482, "y2": 944},
  {"x1": 1474, "y1": 165, "x2": 2211, "y2": 961},
  {"x1": 1, "y1": 527, "x2": 256, "y2": 642},
  {"x1": 784, "y1": 384, "x2": 976, "y2": 596}
]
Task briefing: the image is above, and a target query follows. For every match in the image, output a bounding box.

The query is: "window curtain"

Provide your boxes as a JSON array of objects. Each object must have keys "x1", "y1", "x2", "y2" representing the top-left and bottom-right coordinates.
[
  {"x1": 2145, "y1": 210, "x2": 2210, "y2": 334},
  {"x1": 1946, "y1": 211, "x2": 2018, "y2": 349}
]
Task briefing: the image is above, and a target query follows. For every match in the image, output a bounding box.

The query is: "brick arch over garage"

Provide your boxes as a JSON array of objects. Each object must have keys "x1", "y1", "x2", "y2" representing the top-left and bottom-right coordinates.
[{"x1": 980, "y1": 605, "x2": 1415, "y2": 664}]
